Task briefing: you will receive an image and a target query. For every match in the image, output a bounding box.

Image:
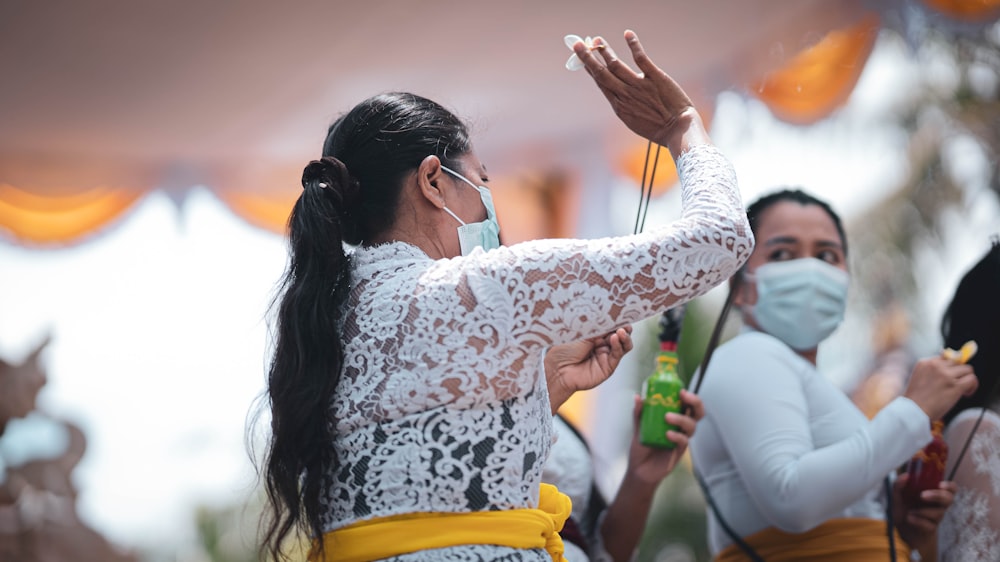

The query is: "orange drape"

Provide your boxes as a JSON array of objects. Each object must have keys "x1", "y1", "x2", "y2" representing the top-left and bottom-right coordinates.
[
  {"x1": 755, "y1": 14, "x2": 881, "y2": 125},
  {"x1": 211, "y1": 189, "x2": 299, "y2": 236},
  {"x1": 206, "y1": 161, "x2": 305, "y2": 235},
  {"x1": 0, "y1": 183, "x2": 147, "y2": 245},
  {"x1": 924, "y1": 0, "x2": 1000, "y2": 20},
  {"x1": 618, "y1": 110, "x2": 714, "y2": 196}
]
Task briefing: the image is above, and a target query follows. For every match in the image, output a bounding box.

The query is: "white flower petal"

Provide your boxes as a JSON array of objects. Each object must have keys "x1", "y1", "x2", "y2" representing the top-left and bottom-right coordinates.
[
  {"x1": 564, "y1": 34, "x2": 583, "y2": 50},
  {"x1": 566, "y1": 55, "x2": 585, "y2": 71}
]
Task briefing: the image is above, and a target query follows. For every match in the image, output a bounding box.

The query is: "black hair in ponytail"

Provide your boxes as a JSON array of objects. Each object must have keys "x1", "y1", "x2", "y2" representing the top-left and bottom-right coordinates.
[{"x1": 255, "y1": 92, "x2": 470, "y2": 560}]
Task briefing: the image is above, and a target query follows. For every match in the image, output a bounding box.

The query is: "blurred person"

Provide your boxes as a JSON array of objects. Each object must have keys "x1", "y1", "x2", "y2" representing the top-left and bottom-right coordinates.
[
  {"x1": 937, "y1": 240, "x2": 1000, "y2": 561},
  {"x1": 689, "y1": 189, "x2": 978, "y2": 561},
  {"x1": 543, "y1": 328, "x2": 704, "y2": 561},
  {"x1": 255, "y1": 30, "x2": 755, "y2": 561}
]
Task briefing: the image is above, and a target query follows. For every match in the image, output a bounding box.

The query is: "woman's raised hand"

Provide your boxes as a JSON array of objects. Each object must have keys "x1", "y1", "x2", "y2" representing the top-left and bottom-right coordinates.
[
  {"x1": 903, "y1": 356, "x2": 978, "y2": 421},
  {"x1": 572, "y1": 30, "x2": 710, "y2": 156}
]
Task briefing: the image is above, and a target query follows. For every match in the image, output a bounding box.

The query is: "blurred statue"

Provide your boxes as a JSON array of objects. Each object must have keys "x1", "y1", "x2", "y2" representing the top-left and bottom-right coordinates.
[{"x1": 0, "y1": 335, "x2": 137, "y2": 562}]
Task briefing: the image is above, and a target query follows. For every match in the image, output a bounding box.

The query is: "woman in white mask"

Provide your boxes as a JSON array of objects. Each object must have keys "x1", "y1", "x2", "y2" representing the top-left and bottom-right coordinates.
[
  {"x1": 689, "y1": 189, "x2": 979, "y2": 562},
  {"x1": 256, "y1": 31, "x2": 751, "y2": 562}
]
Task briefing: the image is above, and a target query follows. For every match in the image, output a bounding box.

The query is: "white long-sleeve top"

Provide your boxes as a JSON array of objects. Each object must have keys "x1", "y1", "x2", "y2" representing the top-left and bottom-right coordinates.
[
  {"x1": 690, "y1": 329, "x2": 932, "y2": 555},
  {"x1": 319, "y1": 145, "x2": 754, "y2": 561}
]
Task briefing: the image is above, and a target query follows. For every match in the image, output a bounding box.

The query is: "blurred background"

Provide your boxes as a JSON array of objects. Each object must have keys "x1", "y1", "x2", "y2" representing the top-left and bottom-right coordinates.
[{"x1": 1, "y1": 0, "x2": 998, "y2": 560}]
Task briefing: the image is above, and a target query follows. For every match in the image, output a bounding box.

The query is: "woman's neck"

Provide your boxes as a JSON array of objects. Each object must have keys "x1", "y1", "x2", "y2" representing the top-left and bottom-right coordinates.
[{"x1": 797, "y1": 348, "x2": 819, "y2": 366}]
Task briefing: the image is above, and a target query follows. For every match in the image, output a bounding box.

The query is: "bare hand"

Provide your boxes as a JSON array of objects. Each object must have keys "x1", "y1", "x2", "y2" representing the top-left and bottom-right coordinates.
[
  {"x1": 571, "y1": 30, "x2": 708, "y2": 152},
  {"x1": 545, "y1": 327, "x2": 633, "y2": 413},
  {"x1": 546, "y1": 326, "x2": 633, "y2": 393},
  {"x1": 625, "y1": 390, "x2": 704, "y2": 485},
  {"x1": 893, "y1": 473, "x2": 956, "y2": 552},
  {"x1": 903, "y1": 357, "x2": 978, "y2": 420}
]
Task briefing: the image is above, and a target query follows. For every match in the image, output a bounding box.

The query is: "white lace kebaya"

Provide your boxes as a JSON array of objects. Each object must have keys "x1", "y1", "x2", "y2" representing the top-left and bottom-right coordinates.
[
  {"x1": 318, "y1": 144, "x2": 753, "y2": 561},
  {"x1": 939, "y1": 408, "x2": 1000, "y2": 562}
]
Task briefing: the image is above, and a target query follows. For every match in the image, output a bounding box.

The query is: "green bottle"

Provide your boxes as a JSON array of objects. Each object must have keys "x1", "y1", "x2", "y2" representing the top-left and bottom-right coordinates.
[{"x1": 639, "y1": 341, "x2": 684, "y2": 448}]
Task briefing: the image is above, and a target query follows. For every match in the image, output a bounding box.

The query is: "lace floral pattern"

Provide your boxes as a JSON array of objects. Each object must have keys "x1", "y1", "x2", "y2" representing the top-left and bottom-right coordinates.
[
  {"x1": 939, "y1": 409, "x2": 1000, "y2": 562},
  {"x1": 319, "y1": 144, "x2": 753, "y2": 560}
]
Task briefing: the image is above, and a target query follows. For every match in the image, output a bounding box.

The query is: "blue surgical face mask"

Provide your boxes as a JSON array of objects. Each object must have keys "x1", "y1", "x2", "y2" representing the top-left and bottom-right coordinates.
[
  {"x1": 440, "y1": 165, "x2": 501, "y2": 256},
  {"x1": 746, "y1": 257, "x2": 850, "y2": 351}
]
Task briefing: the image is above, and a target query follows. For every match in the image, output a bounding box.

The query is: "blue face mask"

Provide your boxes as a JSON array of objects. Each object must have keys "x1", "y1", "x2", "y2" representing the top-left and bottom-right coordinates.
[
  {"x1": 440, "y1": 165, "x2": 501, "y2": 256},
  {"x1": 747, "y1": 257, "x2": 850, "y2": 351}
]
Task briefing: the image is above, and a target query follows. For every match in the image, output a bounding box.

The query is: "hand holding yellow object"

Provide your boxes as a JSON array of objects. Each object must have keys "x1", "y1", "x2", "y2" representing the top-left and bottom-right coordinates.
[{"x1": 942, "y1": 341, "x2": 978, "y2": 364}]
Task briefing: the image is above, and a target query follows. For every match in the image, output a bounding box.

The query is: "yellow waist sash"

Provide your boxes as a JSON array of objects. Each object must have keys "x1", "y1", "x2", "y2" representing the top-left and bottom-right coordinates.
[
  {"x1": 310, "y1": 483, "x2": 571, "y2": 562},
  {"x1": 716, "y1": 517, "x2": 911, "y2": 562}
]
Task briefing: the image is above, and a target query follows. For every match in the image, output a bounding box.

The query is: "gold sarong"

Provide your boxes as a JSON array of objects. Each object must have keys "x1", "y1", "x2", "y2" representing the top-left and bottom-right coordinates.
[{"x1": 716, "y1": 517, "x2": 911, "y2": 562}]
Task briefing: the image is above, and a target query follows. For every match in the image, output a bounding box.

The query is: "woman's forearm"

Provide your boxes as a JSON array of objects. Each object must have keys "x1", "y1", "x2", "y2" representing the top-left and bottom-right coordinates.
[{"x1": 599, "y1": 471, "x2": 659, "y2": 562}]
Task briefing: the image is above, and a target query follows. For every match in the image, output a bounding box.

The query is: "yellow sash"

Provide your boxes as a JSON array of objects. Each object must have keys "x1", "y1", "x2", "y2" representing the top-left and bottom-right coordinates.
[
  {"x1": 309, "y1": 483, "x2": 571, "y2": 562},
  {"x1": 716, "y1": 517, "x2": 911, "y2": 562}
]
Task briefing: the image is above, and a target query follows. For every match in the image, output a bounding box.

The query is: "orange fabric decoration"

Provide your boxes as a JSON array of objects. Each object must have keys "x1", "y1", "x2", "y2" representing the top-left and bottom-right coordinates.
[
  {"x1": 755, "y1": 14, "x2": 881, "y2": 125},
  {"x1": 923, "y1": 0, "x2": 1000, "y2": 21},
  {"x1": 0, "y1": 183, "x2": 146, "y2": 245},
  {"x1": 212, "y1": 189, "x2": 300, "y2": 235},
  {"x1": 618, "y1": 111, "x2": 714, "y2": 196}
]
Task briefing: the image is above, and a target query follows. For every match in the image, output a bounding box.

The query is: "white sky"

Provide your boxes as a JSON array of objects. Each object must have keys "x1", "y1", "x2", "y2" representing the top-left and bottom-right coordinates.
[{"x1": 0, "y1": 30, "x2": 997, "y2": 558}]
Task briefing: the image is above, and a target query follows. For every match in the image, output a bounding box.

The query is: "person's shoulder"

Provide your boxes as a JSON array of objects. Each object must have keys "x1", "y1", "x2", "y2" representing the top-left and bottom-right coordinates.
[
  {"x1": 700, "y1": 330, "x2": 808, "y2": 389},
  {"x1": 717, "y1": 329, "x2": 795, "y2": 359},
  {"x1": 948, "y1": 408, "x2": 1000, "y2": 436}
]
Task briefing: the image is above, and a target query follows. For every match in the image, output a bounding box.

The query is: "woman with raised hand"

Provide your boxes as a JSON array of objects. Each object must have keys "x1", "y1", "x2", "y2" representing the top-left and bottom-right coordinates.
[
  {"x1": 689, "y1": 189, "x2": 978, "y2": 561},
  {"x1": 257, "y1": 30, "x2": 753, "y2": 561}
]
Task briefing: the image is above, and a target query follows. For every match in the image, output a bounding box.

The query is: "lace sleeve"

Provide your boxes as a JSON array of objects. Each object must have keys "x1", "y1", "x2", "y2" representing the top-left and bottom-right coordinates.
[
  {"x1": 461, "y1": 144, "x2": 753, "y2": 349},
  {"x1": 939, "y1": 409, "x2": 1000, "y2": 561}
]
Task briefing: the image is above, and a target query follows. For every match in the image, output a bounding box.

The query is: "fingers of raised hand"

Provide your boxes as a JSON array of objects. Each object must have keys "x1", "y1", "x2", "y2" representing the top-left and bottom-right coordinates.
[
  {"x1": 623, "y1": 30, "x2": 654, "y2": 75},
  {"x1": 666, "y1": 411, "x2": 696, "y2": 437},
  {"x1": 680, "y1": 389, "x2": 705, "y2": 420},
  {"x1": 616, "y1": 327, "x2": 634, "y2": 352},
  {"x1": 631, "y1": 394, "x2": 643, "y2": 425},
  {"x1": 916, "y1": 488, "x2": 954, "y2": 509},
  {"x1": 905, "y1": 511, "x2": 942, "y2": 533},
  {"x1": 572, "y1": 38, "x2": 609, "y2": 77},
  {"x1": 958, "y1": 367, "x2": 979, "y2": 396},
  {"x1": 593, "y1": 38, "x2": 640, "y2": 86},
  {"x1": 665, "y1": 430, "x2": 690, "y2": 451},
  {"x1": 938, "y1": 359, "x2": 979, "y2": 396}
]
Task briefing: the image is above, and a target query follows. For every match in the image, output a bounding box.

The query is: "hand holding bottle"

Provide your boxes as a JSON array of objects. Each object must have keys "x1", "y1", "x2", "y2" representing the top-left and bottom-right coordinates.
[
  {"x1": 629, "y1": 390, "x2": 703, "y2": 483},
  {"x1": 892, "y1": 473, "x2": 957, "y2": 554},
  {"x1": 902, "y1": 420, "x2": 949, "y2": 504}
]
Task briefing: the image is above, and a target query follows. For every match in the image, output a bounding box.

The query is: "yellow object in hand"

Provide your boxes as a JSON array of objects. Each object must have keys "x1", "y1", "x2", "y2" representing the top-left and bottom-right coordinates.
[{"x1": 942, "y1": 340, "x2": 978, "y2": 364}]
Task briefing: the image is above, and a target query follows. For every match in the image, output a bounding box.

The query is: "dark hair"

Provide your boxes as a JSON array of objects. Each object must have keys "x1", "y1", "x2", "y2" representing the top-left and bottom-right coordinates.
[
  {"x1": 941, "y1": 240, "x2": 1000, "y2": 425},
  {"x1": 745, "y1": 188, "x2": 847, "y2": 257},
  {"x1": 257, "y1": 92, "x2": 471, "y2": 560}
]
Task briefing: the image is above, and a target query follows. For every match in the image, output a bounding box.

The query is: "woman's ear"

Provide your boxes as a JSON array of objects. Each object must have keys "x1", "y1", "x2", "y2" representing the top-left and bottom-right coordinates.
[{"x1": 416, "y1": 155, "x2": 447, "y2": 209}]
